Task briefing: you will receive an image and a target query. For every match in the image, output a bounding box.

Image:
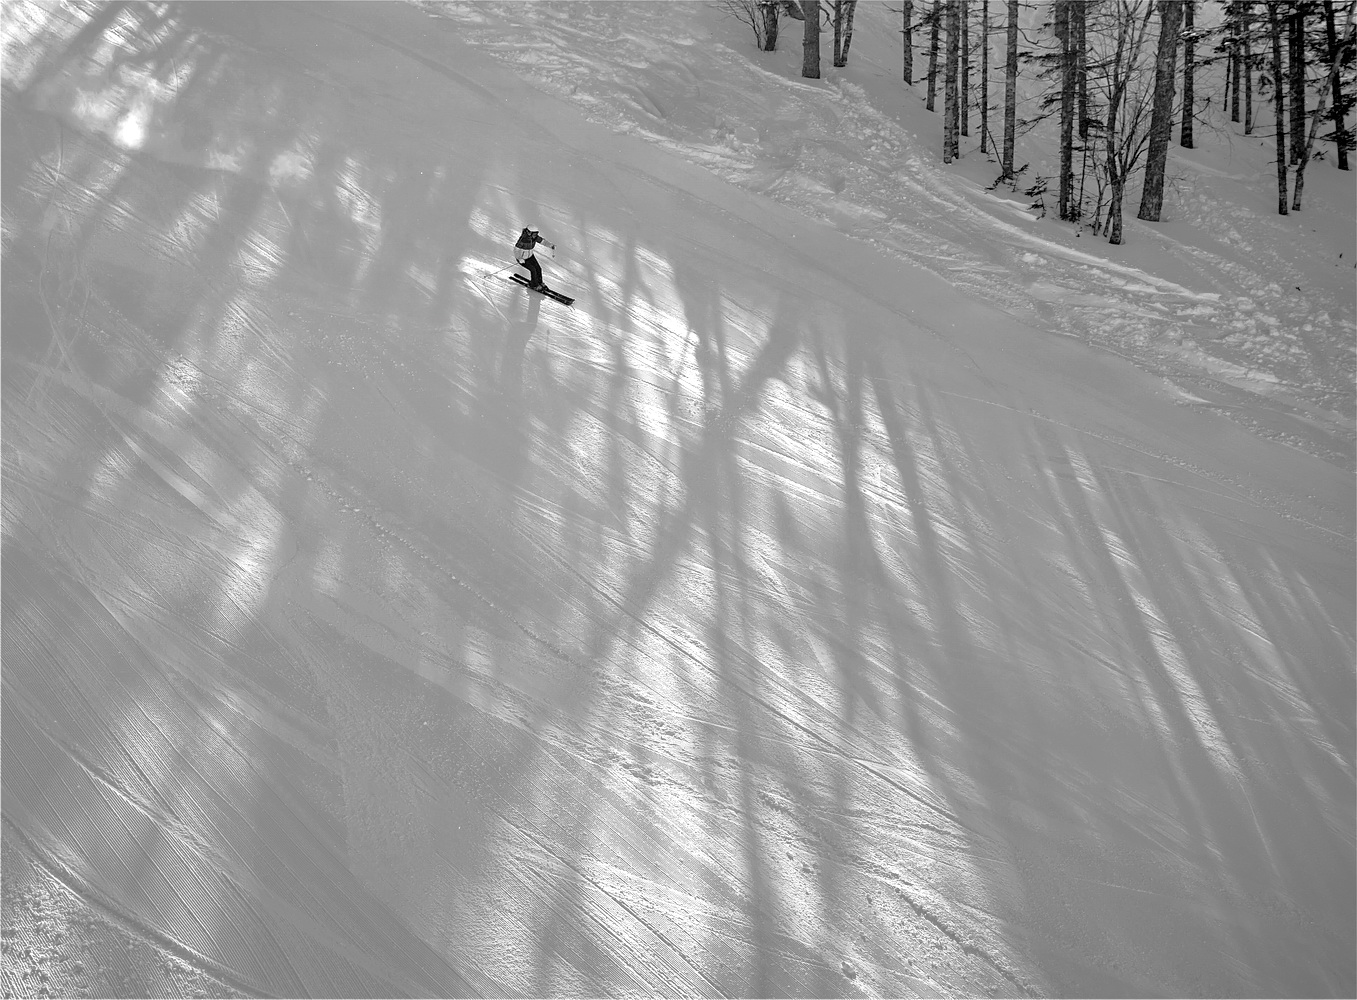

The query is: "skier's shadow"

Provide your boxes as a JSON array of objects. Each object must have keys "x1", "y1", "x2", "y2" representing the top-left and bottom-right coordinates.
[
  {"x1": 499, "y1": 291, "x2": 542, "y2": 407},
  {"x1": 482, "y1": 291, "x2": 543, "y2": 489}
]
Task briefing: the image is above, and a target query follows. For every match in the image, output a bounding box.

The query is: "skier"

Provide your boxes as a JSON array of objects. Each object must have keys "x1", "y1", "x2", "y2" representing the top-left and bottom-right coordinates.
[{"x1": 513, "y1": 224, "x2": 555, "y2": 291}]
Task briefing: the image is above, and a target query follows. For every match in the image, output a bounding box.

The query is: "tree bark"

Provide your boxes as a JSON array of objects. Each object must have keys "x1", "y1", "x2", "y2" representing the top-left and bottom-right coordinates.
[
  {"x1": 1181, "y1": 1, "x2": 1195, "y2": 146},
  {"x1": 944, "y1": 0, "x2": 960, "y2": 161},
  {"x1": 1231, "y1": 2, "x2": 1243, "y2": 121},
  {"x1": 1294, "y1": 0, "x2": 1355, "y2": 205},
  {"x1": 961, "y1": 0, "x2": 970, "y2": 136},
  {"x1": 1324, "y1": 0, "x2": 1351, "y2": 169},
  {"x1": 1138, "y1": 0, "x2": 1183, "y2": 222},
  {"x1": 1002, "y1": 0, "x2": 1017, "y2": 176},
  {"x1": 1289, "y1": 5, "x2": 1306, "y2": 163},
  {"x1": 903, "y1": 0, "x2": 914, "y2": 83},
  {"x1": 1105, "y1": 3, "x2": 1133, "y2": 244},
  {"x1": 1074, "y1": 0, "x2": 1088, "y2": 139},
  {"x1": 1107, "y1": 183, "x2": 1126, "y2": 244},
  {"x1": 981, "y1": 0, "x2": 990, "y2": 152},
  {"x1": 832, "y1": 0, "x2": 858, "y2": 67},
  {"x1": 834, "y1": 0, "x2": 844, "y2": 63},
  {"x1": 1104, "y1": 2, "x2": 1158, "y2": 243},
  {"x1": 1245, "y1": 1, "x2": 1255, "y2": 132},
  {"x1": 840, "y1": 0, "x2": 857, "y2": 65},
  {"x1": 762, "y1": 0, "x2": 780, "y2": 50},
  {"x1": 927, "y1": 1, "x2": 942, "y2": 110},
  {"x1": 1057, "y1": 0, "x2": 1076, "y2": 219},
  {"x1": 802, "y1": 0, "x2": 821, "y2": 77},
  {"x1": 835, "y1": 0, "x2": 857, "y2": 65},
  {"x1": 1268, "y1": 2, "x2": 1290, "y2": 213}
]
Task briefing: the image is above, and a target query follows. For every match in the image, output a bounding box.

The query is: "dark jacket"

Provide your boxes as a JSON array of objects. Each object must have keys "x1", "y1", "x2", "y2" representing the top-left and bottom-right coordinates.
[{"x1": 514, "y1": 229, "x2": 554, "y2": 263}]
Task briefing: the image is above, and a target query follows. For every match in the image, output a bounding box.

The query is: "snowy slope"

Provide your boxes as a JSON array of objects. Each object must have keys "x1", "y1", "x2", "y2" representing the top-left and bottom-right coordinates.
[
  {"x1": 433, "y1": 0, "x2": 1357, "y2": 471},
  {"x1": 2, "y1": 2, "x2": 1353, "y2": 997}
]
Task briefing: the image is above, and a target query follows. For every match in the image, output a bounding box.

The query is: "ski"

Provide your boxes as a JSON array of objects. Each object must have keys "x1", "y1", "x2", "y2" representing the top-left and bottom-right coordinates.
[{"x1": 509, "y1": 273, "x2": 574, "y2": 306}]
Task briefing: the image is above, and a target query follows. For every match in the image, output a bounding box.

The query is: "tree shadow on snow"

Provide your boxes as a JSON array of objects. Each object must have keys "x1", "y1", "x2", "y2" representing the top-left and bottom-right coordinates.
[{"x1": 2, "y1": 3, "x2": 1352, "y2": 999}]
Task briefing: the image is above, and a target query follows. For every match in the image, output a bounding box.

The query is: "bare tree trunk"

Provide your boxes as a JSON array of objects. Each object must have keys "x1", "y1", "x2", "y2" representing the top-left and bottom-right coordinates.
[
  {"x1": 1003, "y1": 0, "x2": 1017, "y2": 176},
  {"x1": 838, "y1": 0, "x2": 857, "y2": 65},
  {"x1": 981, "y1": 0, "x2": 990, "y2": 152},
  {"x1": 762, "y1": 0, "x2": 780, "y2": 50},
  {"x1": 1074, "y1": 0, "x2": 1089, "y2": 139},
  {"x1": 834, "y1": 0, "x2": 844, "y2": 63},
  {"x1": 1138, "y1": 0, "x2": 1183, "y2": 222},
  {"x1": 1108, "y1": 182, "x2": 1126, "y2": 244},
  {"x1": 802, "y1": 0, "x2": 821, "y2": 77},
  {"x1": 1245, "y1": 2, "x2": 1255, "y2": 132},
  {"x1": 1294, "y1": 0, "x2": 1356, "y2": 205},
  {"x1": 1231, "y1": 2, "x2": 1243, "y2": 120},
  {"x1": 961, "y1": 0, "x2": 970, "y2": 136},
  {"x1": 1105, "y1": 6, "x2": 1130, "y2": 244},
  {"x1": 927, "y1": 1, "x2": 942, "y2": 110},
  {"x1": 1057, "y1": 0, "x2": 1076, "y2": 219},
  {"x1": 944, "y1": 0, "x2": 960, "y2": 161},
  {"x1": 1324, "y1": 0, "x2": 1350, "y2": 169},
  {"x1": 1268, "y1": 1, "x2": 1290, "y2": 213},
  {"x1": 1181, "y1": 1, "x2": 1196, "y2": 146},
  {"x1": 833, "y1": 0, "x2": 858, "y2": 66},
  {"x1": 903, "y1": 0, "x2": 914, "y2": 83},
  {"x1": 1289, "y1": 5, "x2": 1306, "y2": 163},
  {"x1": 1226, "y1": 3, "x2": 1234, "y2": 119}
]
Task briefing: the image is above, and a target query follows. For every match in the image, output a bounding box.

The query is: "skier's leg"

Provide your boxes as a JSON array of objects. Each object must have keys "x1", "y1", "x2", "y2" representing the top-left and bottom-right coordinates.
[{"x1": 526, "y1": 256, "x2": 543, "y2": 288}]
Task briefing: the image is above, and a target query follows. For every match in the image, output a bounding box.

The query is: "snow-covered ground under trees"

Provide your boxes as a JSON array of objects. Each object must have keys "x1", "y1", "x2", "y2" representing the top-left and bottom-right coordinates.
[
  {"x1": 1, "y1": 2, "x2": 1353, "y2": 997},
  {"x1": 432, "y1": 0, "x2": 1357, "y2": 470}
]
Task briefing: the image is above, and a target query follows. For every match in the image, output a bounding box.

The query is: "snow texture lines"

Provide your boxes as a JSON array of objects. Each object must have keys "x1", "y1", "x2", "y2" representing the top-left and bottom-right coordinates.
[{"x1": 3, "y1": 2, "x2": 1352, "y2": 997}]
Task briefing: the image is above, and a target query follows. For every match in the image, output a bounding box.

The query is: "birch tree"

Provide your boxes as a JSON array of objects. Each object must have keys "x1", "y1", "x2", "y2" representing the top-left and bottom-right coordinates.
[
  {"x1": 961, "y1": 0, "x2": 971, "y2": 136},
  {"x1": 833, "y1": 0, "x2": 858, "y2": 66},
  {"x1": 1246, "y1": 1, "x2": 1256, "y2": 132},
  {"x1": 927, "y1": 1, "x2": 942, "y2": 110},
  {"x1": 1075, "y1": 0, "x2": 1090, "y2": 138},
  {"x1": 981, "y1": 0, "x2": 991, "y2": 152},
  {"x1": 764, "y1": 0, "x2": 781, "y2": 50},
  {"x1": 1293, "y1": 0, "x2": 1355, "y2": 206},
  {"x1": 1002, "y1": 0, "x2": 1018, "y2": 176},
  {"x1": 1230, "y1": 1, "x2": 1243, "y2": 121},
  {"x1": 903, "y1": 0, "x2": 915, "y2": 82},
  {"x1": 1289, "y1": 3, "x2": 1306, "y2": 163},
  {"x1": 945, "y1": 0, "x2": 960, "y2": 160}
]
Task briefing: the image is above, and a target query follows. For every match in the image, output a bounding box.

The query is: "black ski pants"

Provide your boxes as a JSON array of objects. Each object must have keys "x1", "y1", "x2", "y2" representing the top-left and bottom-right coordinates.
[{"x1": 519, "y1": 254, "x2": 542, "y2": 287}]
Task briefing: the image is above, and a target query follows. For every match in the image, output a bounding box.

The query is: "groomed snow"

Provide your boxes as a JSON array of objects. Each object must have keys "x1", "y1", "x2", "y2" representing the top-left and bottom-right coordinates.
[
  {"x1": 2, "y1": 2, "x2": 1353, "y2": 997},
  {"x1": 432, "y1": 0, "x2": 1357, "y2": 471}
]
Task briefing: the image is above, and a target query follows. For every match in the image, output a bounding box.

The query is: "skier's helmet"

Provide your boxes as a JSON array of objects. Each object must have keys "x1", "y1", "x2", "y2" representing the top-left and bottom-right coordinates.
[{"x1": 524, "y1": 223, "x2": 538, "y2": 233}]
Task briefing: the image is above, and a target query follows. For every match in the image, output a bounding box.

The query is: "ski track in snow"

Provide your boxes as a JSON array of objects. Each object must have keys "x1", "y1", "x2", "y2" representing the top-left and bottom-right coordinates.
[
  {"x1": 426, "y1": 0, "x2": 1357, "y2": 472},
  {"x1": 1, "y1": 2, "x2": 1353, "y2": 998}
]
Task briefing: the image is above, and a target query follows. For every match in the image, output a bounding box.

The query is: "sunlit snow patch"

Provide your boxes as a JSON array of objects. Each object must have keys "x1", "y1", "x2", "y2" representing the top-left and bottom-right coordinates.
[{"x1": 270, "y1": 148, "x2": 315, "y2": 187}]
